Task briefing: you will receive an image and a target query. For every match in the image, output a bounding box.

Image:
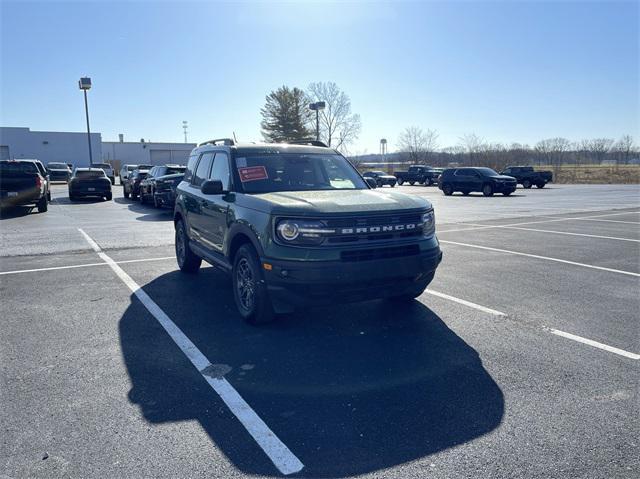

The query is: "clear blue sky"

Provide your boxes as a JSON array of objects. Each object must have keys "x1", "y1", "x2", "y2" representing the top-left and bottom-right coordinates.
[{"x1": 1, "y1": 0, "x2": 638, "y2": 153}]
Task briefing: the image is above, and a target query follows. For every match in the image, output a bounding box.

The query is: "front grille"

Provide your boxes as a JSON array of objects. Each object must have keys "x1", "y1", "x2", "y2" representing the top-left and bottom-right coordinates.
[
  {"x1": 340, "y1": 244, "x2": 420, "y2": 262},
  {"x1": 325, "y1": 213, "x2": 424, "y2": 245}
]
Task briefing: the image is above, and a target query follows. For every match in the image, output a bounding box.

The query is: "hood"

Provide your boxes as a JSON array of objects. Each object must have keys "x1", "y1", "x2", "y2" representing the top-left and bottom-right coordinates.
[
  {"x1": 156, "y1": 173, "x2": 184, "y2": 181},
  {"x1": 492, "y1": 175, "x2": 516, "y2": 181},
  {"x1": 238, "y1": 189, "x2": 432, "y2": 215}
]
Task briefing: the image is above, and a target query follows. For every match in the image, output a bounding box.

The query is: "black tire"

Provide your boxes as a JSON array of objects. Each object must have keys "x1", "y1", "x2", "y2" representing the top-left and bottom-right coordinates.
[
  {"x1": 105, "y1": 193, "x2": 112, "y2": 201},
  {"x1": 536, "y1": 182, "x2": 545, "y2": 188},
  {"x1": 390, "y1": 182, "x2": 396, "y2": 188},
  {"x1": 69, "y1": 194, "x2": 76, "y2": 202},
  {"x1": 482, "y1": 184, "x2": 494, "y2": 197},
  {"x1": 503, "y1": 191, "x2": 512, "y2": 196},
  {"x1": 139, "y1": 191, "x2": 146, "y2": 204},
  {"x1": 462, "y1": 190, "x2": 470, "y2": 196},
  {"x1": 426, "y1": 178, "x2": 433, "y2": 186},
  {"x1": 522, "y1": 179, "x2": 532, "y2": 189},
  {"x1": 175, "y1": 220, "x2": 202, "y2": 273},
  {"x1": 442, "y1": 184, "x2": 454, "y2": 196},
  {"x1": 409, "y1": 181, "x2": 415, "y2": 186},
  {"x1": 153, "y1": 194, "x2": 161, "y2": 208},
  {"x1": 124, "y1": 189, "x2": 130, "y2": 199},
  {"x1": 376, "y1": 180, "x2": 382, "y2": 188},
  {"x1": 47, "y1": 191, "x2": 51, "y2": 202},
  {"x1": 37, "y1": 196, "x2": 48, "y2": 213},
  {"x1": 397, "y1": 178, "x2": 404, "y2": 186},
  {"x1": 233, "y1": 244, "x2": 275, "y2": 325}
]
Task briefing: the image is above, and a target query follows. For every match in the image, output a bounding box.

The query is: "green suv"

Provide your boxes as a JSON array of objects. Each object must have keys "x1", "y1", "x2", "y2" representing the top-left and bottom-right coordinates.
[{"x1": 173, "y1": 139, "x2": 442, "y2": 324}]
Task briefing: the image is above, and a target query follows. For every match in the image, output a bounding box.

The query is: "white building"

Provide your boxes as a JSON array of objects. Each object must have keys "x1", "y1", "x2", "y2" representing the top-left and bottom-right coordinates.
[
  {"x1": 0, "y1": 127, "x2": 102, "y2": 167},
  {"x1": 0, "y1": 127, "x2": 196, "y2": 170},
  {"x1": 101, "y1": 138, "x2": 196, "y2": 168}
]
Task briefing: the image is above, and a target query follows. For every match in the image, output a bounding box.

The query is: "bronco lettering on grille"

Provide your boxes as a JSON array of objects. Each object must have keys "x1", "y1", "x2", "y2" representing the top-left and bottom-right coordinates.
[{"x1": 340, "y1": 223, "x2": 418, "y2": 234}]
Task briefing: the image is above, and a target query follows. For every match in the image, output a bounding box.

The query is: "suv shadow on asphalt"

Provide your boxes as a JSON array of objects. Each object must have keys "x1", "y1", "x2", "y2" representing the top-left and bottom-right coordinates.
[
  {"x1": 119, "y1": 268, "x2": 504, "y2": 477},
  {"x1": 0, "y1": 206, "x2": 35, "y2": 219},
  {"x1": 113, "y1": 197, "x2": 172, "y2": 221}
]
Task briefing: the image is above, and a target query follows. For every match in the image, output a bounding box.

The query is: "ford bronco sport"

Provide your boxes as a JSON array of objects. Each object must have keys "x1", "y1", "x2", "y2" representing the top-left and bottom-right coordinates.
[{"x1": 174, "y1": 139, "x2": 442, "y2": 324}]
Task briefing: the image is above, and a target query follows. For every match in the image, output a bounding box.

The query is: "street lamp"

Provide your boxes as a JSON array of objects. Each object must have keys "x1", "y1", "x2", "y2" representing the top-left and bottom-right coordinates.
[
  {"x1": 309, "y1": 101, "x2": 326, "y2": 142},
  {"x1": 78, "y1": 77, "x2": 93, "y2": 168}
]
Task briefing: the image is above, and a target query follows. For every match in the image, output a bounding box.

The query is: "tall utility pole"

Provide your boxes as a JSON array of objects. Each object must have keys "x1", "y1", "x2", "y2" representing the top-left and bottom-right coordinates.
[
  {"x1": 78, "y1": 77, "x2": 93, "y2": 167},
  {"x1": 182, "y1": 121, "x2": 188, "y2": 143}
]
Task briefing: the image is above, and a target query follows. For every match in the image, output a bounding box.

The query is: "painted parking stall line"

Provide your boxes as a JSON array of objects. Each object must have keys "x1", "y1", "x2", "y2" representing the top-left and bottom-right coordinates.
[
  {"x1": 440, "y1": 240, "x2": 640, "y2": 277},
  {"x1": 424, "y1": 289, "x2": 506, "y2": 316},
  {"x1": 450, "y1": 224, "x2": 640, "y2": 243},
  {"x1": 0, "y1": 256, "x2": 175, "y2": 276},
  {"x1": 77, "y1": 228, "x2": 304, "y2": 475},
  {"x1": 548, "y1": 328, "x2": 640, "y2": 360}
]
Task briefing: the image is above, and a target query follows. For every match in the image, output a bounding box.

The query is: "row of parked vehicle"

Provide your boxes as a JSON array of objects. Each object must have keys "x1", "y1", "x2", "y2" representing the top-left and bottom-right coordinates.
[
  {"x1": 363, "y1": 165, "x2": 553, "y2": 196},
  {"x1": 121, "y1": 164, "x2": 186, "y2": 209}
]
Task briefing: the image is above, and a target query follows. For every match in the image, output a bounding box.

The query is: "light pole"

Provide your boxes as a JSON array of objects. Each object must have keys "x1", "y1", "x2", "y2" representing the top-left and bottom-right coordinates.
[
  {"x1": 309, "y1": 101, "x2": 326, "y2": 142},
  {"x1": 182, "y1": 120, "x2": 188, "y2": 143},
  {"x1": 78, "y1": 77, "x2": 93, "y2": 168}
]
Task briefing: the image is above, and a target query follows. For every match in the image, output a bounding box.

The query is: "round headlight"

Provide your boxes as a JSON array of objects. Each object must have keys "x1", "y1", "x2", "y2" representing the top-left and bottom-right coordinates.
[{"x1": 277, "y1": 221, "x2": 300, "y2": 241}]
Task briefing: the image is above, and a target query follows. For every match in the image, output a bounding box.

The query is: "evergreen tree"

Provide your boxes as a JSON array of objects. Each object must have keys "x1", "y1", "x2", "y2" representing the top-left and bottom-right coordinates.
[{"x1": 260, "y1": 86, "x2": 312, "y2": 142}]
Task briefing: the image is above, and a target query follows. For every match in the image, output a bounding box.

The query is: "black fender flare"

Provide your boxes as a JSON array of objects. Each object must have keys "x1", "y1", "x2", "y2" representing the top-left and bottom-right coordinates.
[{"x1": 225, "y1": 222, "x2": 265, "y2": 259}]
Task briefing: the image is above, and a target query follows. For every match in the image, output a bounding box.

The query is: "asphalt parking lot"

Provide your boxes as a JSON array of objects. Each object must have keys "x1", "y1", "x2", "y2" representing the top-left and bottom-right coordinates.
[{"x1": 1, "y1": 183, "x2": 639, "y2": 478}]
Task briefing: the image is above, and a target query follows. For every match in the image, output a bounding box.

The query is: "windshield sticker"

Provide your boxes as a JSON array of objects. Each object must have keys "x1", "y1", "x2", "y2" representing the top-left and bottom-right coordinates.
[
  {"x1": 236, "y1": 157, "x2": 247, "y2": 168},
  {"x1": 238, "y1": 166, "x2": 268, "y2": 182}
]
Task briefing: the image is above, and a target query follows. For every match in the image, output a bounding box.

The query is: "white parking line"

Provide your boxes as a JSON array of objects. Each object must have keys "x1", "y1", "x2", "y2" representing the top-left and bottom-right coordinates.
[
  {"x1": 440, "y1": 240, "x2": 640, "y2": 277},
  {"x1": 454, "y1": 224, "x2": 640, "y2": 243},
  {"x1": 0, "y1": 256, "x2": 175, "y2": 276},
  {"x1": 548, "y1": 329, "x2": 640, "y2": 360},
  {"x1": 77, "y1": 228, "x2": 304, "y2": 475},
  {"x1": 423, "y1": 289, "x2": 506, "y2": 316},
  {"x1": 438, "y1": 210, "x2": 640, "y2": 234}
]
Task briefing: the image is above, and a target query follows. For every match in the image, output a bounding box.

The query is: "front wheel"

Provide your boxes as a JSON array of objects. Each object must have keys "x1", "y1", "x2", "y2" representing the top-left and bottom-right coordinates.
[
  {"x1": 503, "y1": 191, "x2": 512, "y2": 196},
  {"x1": 390, "y1": 182, "x2": 396, "y2": 188},
  {"x1": 442, "y1": 184, "x2": 454, "y2": 196},
  {"x1": 233, "y1": 244, "x2": 275, "y2": 325},
  {"x1": 536, "y1": 183, "x2": 545, "y2": 188},
  {"x1": 409, "y1": 181, "x2": 415, "y2": 186},
  {"x1": 522, "y1": 180, "x2": 532, "y2": 189},
  {"x1": 175, "y1": 220, "x2": 202, "y2": 273},
  {"x1": 482, "y1": 184, "x2": 494, "y2": 197},
  {"x1": 397, "y1": 178, "x2": 404, "y2": 186}
]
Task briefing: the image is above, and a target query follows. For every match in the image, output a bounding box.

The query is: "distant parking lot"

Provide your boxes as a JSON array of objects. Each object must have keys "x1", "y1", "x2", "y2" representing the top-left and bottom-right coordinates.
[{"x1": 2, "y1": 183, "x2": 639, "y2": 478}]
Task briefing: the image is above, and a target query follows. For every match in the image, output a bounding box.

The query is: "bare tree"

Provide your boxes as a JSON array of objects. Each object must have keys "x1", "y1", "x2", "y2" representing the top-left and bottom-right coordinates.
[
  {"x1": 612, "y1": 135, "x2": 636, "y2": 164},
  {"x1": 307, "y1": 82, "x2": 361, "y2": 152},
  {"x1": 397, "y1": 126, "x2": 439, "y2": 164},
  {"x1": 587, "y1": 138, "x2": 615, "y2": 164},
  {"x1": 458, "y1": 133, "x2": 486, "y2": 165}
]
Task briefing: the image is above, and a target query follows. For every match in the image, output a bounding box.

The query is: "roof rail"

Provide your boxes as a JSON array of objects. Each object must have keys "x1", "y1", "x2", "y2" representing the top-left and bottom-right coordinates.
[
  {"x1": 198, "y1": 138, "x2": 235, "y2": 147},
  {"x1": 285, "y1": 139, "x2": 328, "y2": 147}
]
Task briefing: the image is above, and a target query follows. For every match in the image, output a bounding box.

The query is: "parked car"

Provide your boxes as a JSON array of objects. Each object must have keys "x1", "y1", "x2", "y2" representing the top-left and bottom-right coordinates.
[
  {"x1": 69, "y1": 168, "x2": 112, "y2": 201},
  {"x1": 47, "y1": 162, "x2": 72, "y2": 182},
  {"x1": 362, "y1": 170, "x2": 397, "y2": 187},
  {"x1": 139, "y1": 164, "x2": 186, "y2": 204},
  {"x1": 500, "y1": 166, "x2": 553, "y2": 188},
  {"x1": 119, "y1": 164, "x2": 152, "y2": 185},
  {"x1": 394, "y1": 165, "x2": 441, "y2": 186},
  {"x1": 438, "y1": 167, "x2": 517, "y2": 196},
  {"x1": 174, "y1": 139, "x2": 442, "y2": 324},
  {"x1": 149, "y1": 173, "x2": 184, "y2": 208},
  {"x1": 91, "y1": 162, "x2": 115, "y2": 184},
  {"x1": 123, "y1": 169, "x2": 149, "y2": 200},
  {"x1": 0, "y1": 159, "x2": 49, "y2": 212}
]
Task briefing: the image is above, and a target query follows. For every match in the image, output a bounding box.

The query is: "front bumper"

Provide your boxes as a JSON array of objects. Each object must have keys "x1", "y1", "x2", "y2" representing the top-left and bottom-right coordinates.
[
  {"x1": 154, "y1": 190, "x2": 177, "y2": 207},
  {"x1": 261, "y1": 244, "x2": 442, "y2": 312},
  {"x1": 494, "y1": 183, "x2": 517, "y2": 193}
]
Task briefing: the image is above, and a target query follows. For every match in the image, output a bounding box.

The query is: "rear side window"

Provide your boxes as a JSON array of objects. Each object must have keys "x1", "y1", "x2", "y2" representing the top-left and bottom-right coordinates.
[
  {"x1": 192, "y1": 152, "x2": 214, "y2": 187},
  {"x1": 184, "y1": 154, "x2": 198, "y2": 182},
  {"x1": 211, "y1": 153, "x2": 230, "y2": 190}
]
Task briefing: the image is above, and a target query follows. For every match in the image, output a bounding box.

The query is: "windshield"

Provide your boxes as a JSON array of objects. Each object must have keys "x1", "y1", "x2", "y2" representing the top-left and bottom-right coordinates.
[
  {"x1": 93, "y1": 163, "x2": 112, "y2": 170},
  {"x1": 476, "y1": 167, "x2": 499, "y2": 176},
  {"x1": 166, "y1": 166, "x2": 186, "y2": 175},
  {"x1": 47, "y1": 163, "x2": 68, "y2": 169},
  {"x1": 0, "y1": 162, "x2": 38, "y2": 176},
  {"x1": 234, "y1": 153, "x2": 367, "y2": 193},
  {"x1": 127, "y1": 165, "x2": 138, "y2": 171},
  {"x1": 75, "y1": 170, "x2": 106, "y2": 178}
]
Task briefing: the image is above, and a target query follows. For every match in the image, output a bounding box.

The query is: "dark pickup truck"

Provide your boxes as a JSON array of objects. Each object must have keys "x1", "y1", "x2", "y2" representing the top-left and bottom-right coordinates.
[
  {"x1": 0, "y1": 159, "x2": 49, "y2": 212},
  {"x1": 174, "y1": 139, "x2": 442, "y2": 324},
  {"x1": 500, "y1": 166, "x2": 552, "y2": 188},
  {"x1": 395, "y1": 165, "x2": 441, "y2": 186}
]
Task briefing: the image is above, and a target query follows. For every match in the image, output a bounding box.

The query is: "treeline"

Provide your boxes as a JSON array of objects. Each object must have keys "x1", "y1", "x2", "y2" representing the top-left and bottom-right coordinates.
[{"x1": 392, "y1": 129, "x2": 638, "y2": 171}]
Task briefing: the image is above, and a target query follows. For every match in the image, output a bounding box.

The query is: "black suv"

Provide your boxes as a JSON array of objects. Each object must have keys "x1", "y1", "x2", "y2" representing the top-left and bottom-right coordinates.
[
  {"x1": 174, "y1": 139, "x2": 442, "y2": 324},
  {"x1": 139, "y1": 164, "x2": 186, "y2": 206},
  {"x1": 438, "y1": 167, "x2": 517, "y2": 196}
]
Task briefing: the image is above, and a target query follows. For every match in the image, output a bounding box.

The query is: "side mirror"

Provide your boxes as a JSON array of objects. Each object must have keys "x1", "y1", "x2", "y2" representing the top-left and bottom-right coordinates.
[
  {"x1": 201, "y1": 179, "x2": 224, "y2": 195},
  {"x1": 365, "y1": 177, "x2": 377, "y2": 188}
]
